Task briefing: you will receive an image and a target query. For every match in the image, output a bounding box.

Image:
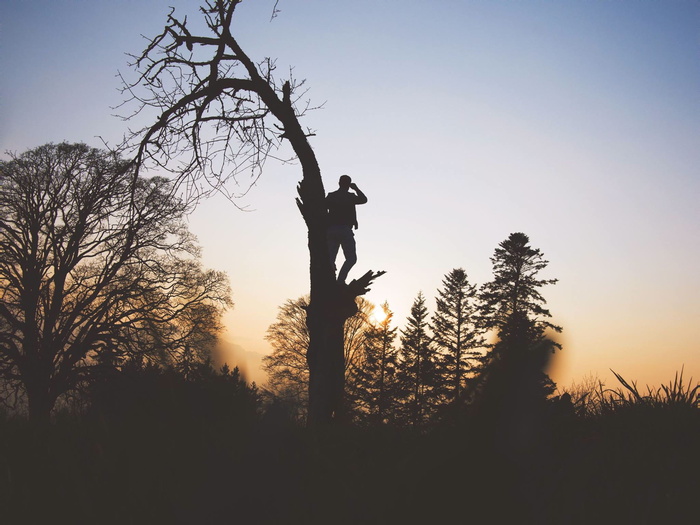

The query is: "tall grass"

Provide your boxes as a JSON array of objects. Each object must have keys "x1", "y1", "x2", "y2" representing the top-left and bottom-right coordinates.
[
  {"x1": 560, "y1": 367, "x2": 699, "y2": 417},
  {"x1": 609, "y1": 367, "x2": 699, "y2": 408}
]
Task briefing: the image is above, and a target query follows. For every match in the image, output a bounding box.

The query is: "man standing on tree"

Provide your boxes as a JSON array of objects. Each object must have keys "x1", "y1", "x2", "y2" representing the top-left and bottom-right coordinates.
[{"x1": 326, "y1": 175, "x2": 368, "y2": 284}]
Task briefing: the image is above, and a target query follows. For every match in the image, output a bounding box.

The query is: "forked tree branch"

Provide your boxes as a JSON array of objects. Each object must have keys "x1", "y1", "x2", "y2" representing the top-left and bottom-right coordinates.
[{"x1": 117, "y1": 0, "x2": 320, "y2": 205}]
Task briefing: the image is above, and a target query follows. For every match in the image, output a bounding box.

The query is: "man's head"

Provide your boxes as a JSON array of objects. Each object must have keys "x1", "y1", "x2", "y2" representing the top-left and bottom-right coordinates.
[{"x1": 339, "y1": 175, "x2": 352, "y2": 189}]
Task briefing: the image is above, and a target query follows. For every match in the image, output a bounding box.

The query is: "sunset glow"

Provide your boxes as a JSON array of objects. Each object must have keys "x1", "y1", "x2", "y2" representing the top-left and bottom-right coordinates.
[{"x1": 1, "y1": 0, "x2": 698, "y2": 391}]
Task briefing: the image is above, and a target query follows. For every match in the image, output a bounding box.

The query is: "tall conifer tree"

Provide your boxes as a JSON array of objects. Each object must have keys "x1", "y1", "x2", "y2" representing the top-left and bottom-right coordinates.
[
  {"x1": 348, "y1": 302, "x2": 399, "y2": 425},
  {"x1": 395, "y1": 293, "x2": 439, "y2": 426},
  {"x1": 480, "y1": 232, "x2": 561, "y2": 341},
  {"x1": 476, "y1": 232, "x2": 562, "y2": 409},
  {"x1": 431, "y1": 269, "x2": 484, "y2": 406}
]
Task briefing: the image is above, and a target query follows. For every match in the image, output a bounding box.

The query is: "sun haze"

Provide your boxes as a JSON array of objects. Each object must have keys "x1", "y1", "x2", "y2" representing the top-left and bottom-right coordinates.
[{"x1": 1, "y1": 0, "x2": 698, "y2": 391}]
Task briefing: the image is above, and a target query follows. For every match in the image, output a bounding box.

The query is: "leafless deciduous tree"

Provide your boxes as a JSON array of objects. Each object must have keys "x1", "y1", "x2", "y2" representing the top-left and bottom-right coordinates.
[
  {"x1": 0, "y1": 143, "x2": 231, "y2": 422},
  {"x1": 262, "y1": 295, "x2": 374, "y2": 421},
  {"x1": 120, "y1": 0, "x2": 384, "y2": 423}
]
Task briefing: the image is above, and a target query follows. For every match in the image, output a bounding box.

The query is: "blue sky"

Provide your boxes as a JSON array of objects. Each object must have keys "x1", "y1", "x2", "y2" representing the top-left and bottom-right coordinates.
[{"x1": 1, "y1": 0, "x2": 699, "y2": 387}]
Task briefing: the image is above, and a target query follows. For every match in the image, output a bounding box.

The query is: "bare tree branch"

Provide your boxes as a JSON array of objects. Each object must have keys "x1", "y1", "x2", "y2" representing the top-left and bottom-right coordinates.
[
  {"x1": 116, "y1": 0, "x2": 321, "y2": 205},
  {"x1": 0, "y1": 143, "x2": 232, "y2": 420}
]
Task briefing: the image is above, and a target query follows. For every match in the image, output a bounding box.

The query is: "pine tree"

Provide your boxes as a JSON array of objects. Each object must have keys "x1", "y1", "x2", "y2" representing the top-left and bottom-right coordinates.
[
  {"x1": 431, "y1": 269, "x2": 485, "y2": 406},
  {"x1": 348, "y1": 302, "x2": 399, "y2": 425},
  {"x1": 395, "y1": 293, "x2": 439, "y2": 427},
  {"x1": 480, "y1": 232, "x2": 561, "y2": 342},
  {"x1": 475, "y1": 232, "x2": 562, "y2": 418}
]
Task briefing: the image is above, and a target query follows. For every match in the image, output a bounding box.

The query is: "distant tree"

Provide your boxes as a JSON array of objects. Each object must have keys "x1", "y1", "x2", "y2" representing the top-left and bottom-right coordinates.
[
  {"x1": 87, "y1": 357, "x2": 260, "y2": 427},
  {"x1": 121, "y1": 0, "x2": 384, "y2": 423},
  {"x1": 0, "y1": 143, "x2": 231, "y2": 422},
  {"x1": 395, "y1": 293, "x2": 439, "y2": 426},
  {"x1": 262, "y1": 295, "x2": 374, "y2": 420},
  {"x1": 479, "y1": 232, "x2": 561, "y2": 343},
  {"x1": 431, "y1": 268, "x2": 484, "y2": 406},
  {"x1": 261, "y1": 297, "x2": 310, "y2": 420},
  {"x1": 347, "y1": 301, "x2": 399, "y2": 425},
  {"x1": 472, "y1": 233, "x2": 562, "y2": 441}
]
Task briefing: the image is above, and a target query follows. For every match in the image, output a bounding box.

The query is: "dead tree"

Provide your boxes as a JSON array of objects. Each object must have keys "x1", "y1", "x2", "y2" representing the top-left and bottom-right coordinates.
[{"x1": 119, "y1": 0, "x2": 384, "y2": 423}]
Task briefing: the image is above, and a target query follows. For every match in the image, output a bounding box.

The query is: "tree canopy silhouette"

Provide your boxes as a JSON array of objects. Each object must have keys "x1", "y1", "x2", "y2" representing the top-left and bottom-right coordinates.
[
  {"x1": 395, "y1": 292, "x2": 439, "y2": 426},
  {"x1": 347, "y1": 301, "x2": 399, "y2": 425},
  {"x1": 431, "y1": 268, "x2": 484, "y2": 406},
  {"x1": 0, "y1": 143, "x2": 231, "y2": 421},
  {"x1": 263, "y1": 295, "x2": 375, "y2": 420},
  {"x1": 479, "y1": 232, "x2": 561, "y2": 341},
  {"x1": 472, "y1": 232, "x2": 562, "y2": 448},
  {"x1": 121, "y1": 0, "x2": 384, "y2": 423}
]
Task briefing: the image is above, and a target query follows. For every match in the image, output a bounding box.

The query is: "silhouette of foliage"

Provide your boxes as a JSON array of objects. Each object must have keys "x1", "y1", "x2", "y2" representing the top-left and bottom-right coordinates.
[
  {"x1": 468, "y1": 233, "x2": 561, "y2": 452},
  {"x1": 0, "y1": 365, "x2": 696, "y2": 524},
  {"x1": 395, "y1": 292, "x2": 440, "y2": 427},
  {"x1": 262, "y1": 295, "x2": 374, "y2": 419},
  {"x1": 476, "y1": 232, "x2": 561, "y2": 374},
  {"x1": 347, "y1": 301, "x2": 399, "y2": 425},
  {"x1": 0, "y1": 143, "x2": 231, "y2": 422},
  {"x1": 479, "y1": 232, "x2": 561, "y2": 339},
  {"x1": 431, "y1": 268, "x2": 484, "y2": 406},
  {"x1": 86, "y1": 357, "x2": 260, "y2": 425},
  {"x1": 562, "y1": 368, "x2": 699, "y2": 417}
]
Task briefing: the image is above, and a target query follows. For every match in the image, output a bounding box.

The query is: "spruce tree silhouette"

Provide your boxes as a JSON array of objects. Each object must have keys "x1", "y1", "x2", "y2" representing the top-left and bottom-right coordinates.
[
  {"x1": 347, "y1": 301, "x2": 399, "y2": 425},
  {"x1": 395, "y1": 293, "x2": 439, "y2": 426},
  {"x1": 472, "y1": 232, "x2": 561, "y2": 453},
  {"x1": 431, "y1": 268, "x2": 485, "y2": 407}
]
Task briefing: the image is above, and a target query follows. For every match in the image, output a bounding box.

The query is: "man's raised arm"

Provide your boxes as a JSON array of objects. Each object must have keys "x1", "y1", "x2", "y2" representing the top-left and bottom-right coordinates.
[{"x1": 350, "y1": 182, "x2": 368, "y2": 204}]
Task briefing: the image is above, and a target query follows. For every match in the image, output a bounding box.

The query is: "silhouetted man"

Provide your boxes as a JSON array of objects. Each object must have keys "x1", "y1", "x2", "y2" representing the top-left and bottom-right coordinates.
[{"x1": 326, "y1": 175, "x2": 368, "y2": 284}]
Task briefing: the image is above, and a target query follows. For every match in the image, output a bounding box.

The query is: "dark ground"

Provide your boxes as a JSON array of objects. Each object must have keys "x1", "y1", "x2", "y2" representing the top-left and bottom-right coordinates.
[{"x1": 1, "y1": 397, "x2": 697, "y2": 525}]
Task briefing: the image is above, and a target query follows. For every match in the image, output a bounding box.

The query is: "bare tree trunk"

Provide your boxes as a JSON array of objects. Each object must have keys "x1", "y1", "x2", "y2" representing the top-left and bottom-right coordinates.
[
  {"x1": 24, "y1": 363, "x2": 54, "y2": 424},
  {"x1": 286, "y1": 119, "x2": 346, "y2": 424},
  {"x1": 305, "y1": 284, "x2": 352, "y2": 423}
]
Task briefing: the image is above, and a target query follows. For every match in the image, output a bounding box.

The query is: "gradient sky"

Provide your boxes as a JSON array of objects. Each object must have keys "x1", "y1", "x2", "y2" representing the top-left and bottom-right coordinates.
[{"x1": 1, "y1": 0, "x2": 699, "y2": 389}]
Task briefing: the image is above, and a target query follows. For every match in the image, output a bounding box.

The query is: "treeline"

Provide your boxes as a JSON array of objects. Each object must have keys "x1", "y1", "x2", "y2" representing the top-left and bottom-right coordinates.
[{"x1": 264, "y1": 232, "x2": 562, "y2": 426}]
